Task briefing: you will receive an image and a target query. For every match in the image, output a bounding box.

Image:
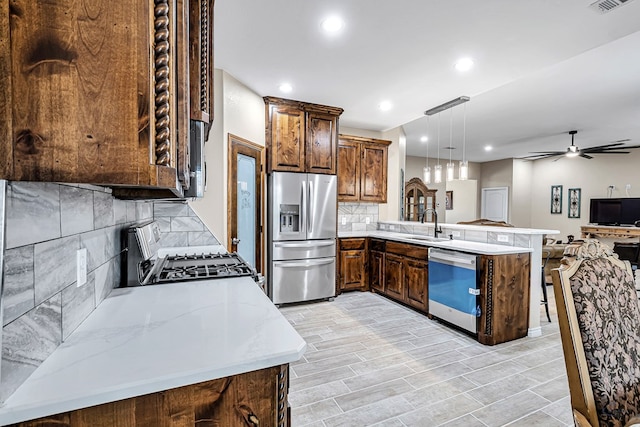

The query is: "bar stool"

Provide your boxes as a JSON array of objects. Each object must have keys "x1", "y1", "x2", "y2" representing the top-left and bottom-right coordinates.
[{"x1": 541, "y1": 249, "x2": 551, "y2": 322}]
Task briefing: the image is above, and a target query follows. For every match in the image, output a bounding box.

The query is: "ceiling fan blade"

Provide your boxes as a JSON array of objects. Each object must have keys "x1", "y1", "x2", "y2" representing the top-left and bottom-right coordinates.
[
  {"x1": 588, "y1": 151, "x2": 631, "y2": 154},
  {"x1": 580, "y1": 143, "x2": 626, "y2": 152},
  {"x1": 527, "y1": 151, "x2": 565, "y2": 155},
  {"x1": 521, "y1": 153, "x2": 563, "y2": 159},
  {"x1": 579, "y1": 153, "x2": 593, "y2": 159}
]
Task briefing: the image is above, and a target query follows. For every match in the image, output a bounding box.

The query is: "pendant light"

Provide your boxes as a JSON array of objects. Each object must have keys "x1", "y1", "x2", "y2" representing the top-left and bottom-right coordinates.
[
  {"x1": 446, "y1": 108, "x2": 455, "y2": 182},
  {"x1": 459, "y1": 103, "x2": 469, "y2": 180},
  {"x1": 423, "y1": 116, "x2": 431, "y2": 184},
  {"x1": 434, "y1": 113, "x2": 442, "y2": 184}
]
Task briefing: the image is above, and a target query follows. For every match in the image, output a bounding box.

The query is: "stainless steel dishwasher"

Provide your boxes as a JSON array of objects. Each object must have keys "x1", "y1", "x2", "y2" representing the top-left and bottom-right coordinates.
[{"x1": 428, "y1": 248, "x2": 480, "y2": 333}]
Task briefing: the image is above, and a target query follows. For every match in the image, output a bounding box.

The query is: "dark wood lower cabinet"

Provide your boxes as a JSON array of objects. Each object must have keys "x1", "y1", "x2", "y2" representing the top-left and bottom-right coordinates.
[
  {"x1": 384, "y1": 253, "x2": 405, "y2": 301},
  {"x1": 377, "y1": 241, "x2": 429, "y2": 314},
  {"x1": 405, "y1": 258, "x2": 428, "y2": 312},
  {"x1": 337, "y1": 238, "x2": 368, "y2": 294},
  {"x1": 9, "y1": 364, "x2": 290, "y2": 427},
  {"x1": 369, "y1": 249, "x2": 385, "y2": 293}
]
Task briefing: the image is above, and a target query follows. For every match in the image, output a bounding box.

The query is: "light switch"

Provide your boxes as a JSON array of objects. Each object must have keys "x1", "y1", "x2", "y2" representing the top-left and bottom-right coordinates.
[
  {"x1": 365, "y1": 216, "x2": 370, "y2": 224},
  {"x1": 452, "y1": 230, "x2": 461, "y2": 237},
  {"x1": 341, "y1": 216, "x2": 347, "y2": 225},
  {"x1": 497, "y1": 234, "x2": 509, "y2": 243}
]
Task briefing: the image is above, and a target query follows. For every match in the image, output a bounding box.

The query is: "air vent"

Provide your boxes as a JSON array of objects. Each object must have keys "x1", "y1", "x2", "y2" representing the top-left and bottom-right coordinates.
[{"x1": 589, "y1": 0, "x2": 636, "y2": 14}]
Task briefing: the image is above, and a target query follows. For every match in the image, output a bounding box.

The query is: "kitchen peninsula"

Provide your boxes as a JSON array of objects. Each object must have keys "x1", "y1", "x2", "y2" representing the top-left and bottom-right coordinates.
[
  {"x1": 338, "y1": 221, "x2": 558, "y2": 340},
  {"x1": 0, "y1": 278, "x2": 305, "y2": 426}
]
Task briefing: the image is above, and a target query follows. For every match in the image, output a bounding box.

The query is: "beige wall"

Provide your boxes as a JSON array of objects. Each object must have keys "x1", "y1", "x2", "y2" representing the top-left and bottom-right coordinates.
[
  {"x1": 190, "y1": 70, "x2": 266, "y2": 246},
  {"x1": 479, "y1": 158, "x2": 514, "y2": 223},
  {"x1": 531, "y1": 149, "x2": 640, "y2": 239},
  {"x1": 511, "y1": 159, "x2": 533, "y2": 228}
]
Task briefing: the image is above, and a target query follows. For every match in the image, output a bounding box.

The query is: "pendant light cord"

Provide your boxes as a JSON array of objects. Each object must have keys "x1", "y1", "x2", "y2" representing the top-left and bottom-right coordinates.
[
  {"x1": 425, "y1": 116, "x2": 429, "y2": 167},
  {"x1": 437, "y1": 113, "x2": 440, "y2": 166},
  {"x1": 449, "y1": 108, "x2": 453, "y2": 164}
]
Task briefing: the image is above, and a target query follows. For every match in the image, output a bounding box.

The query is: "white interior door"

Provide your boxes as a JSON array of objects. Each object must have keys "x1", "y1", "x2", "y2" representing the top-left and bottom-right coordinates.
[{"x1": 481, "y1": 187, "x2": 509, "y2": 222}]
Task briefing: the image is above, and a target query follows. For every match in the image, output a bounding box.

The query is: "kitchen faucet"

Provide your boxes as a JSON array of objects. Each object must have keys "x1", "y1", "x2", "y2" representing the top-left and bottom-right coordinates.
[{"x1": 422, "y1": 208, "x2": 443, "y2": 238}]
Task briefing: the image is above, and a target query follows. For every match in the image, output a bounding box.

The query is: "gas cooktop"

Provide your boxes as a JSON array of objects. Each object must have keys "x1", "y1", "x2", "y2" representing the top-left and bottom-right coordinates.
[{"x1": 140, "y1": 252, "x2": 258, "y2": 285}]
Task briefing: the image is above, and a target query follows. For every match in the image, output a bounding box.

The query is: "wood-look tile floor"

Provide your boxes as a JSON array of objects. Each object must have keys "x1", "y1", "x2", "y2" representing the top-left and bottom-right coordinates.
[{"x1": 280, "y1": 288, "x2": 572, "y2": 427}]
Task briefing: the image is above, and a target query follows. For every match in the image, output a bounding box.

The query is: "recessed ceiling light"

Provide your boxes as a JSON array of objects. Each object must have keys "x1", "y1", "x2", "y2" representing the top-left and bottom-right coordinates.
[
  {"x1": 455, "y1": 57, "x2": 474, "y2": 72},
  {"x1": 321, "y1": 16, "x2": 345, "y2": 33},
  {"x1": 420, "y1": 136, "x2": 428, "y2": 143},
  {"x1": 378, "y1": 101, "x2": 392, "y2": 111},
  {"x1": 484, "y1": 145, "x2": 493, "y2": 152},
  {"x1": 279, "y1": 83, "x2": 293, "y2": 93}
]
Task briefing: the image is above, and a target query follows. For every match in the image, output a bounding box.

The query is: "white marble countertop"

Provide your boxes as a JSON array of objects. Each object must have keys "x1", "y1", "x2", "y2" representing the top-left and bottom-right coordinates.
[
  {"x1": 0, "y1": 278, "x2": 306, "y2": 425},
  {"x1": 338, "y1": 231, "x2": 532, "y2": 255}
]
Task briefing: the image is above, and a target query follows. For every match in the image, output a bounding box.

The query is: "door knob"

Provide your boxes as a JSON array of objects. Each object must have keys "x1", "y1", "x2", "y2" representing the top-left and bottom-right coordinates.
[{"x1": 232, "y1": 237, "x2": 241, "y2": 245}]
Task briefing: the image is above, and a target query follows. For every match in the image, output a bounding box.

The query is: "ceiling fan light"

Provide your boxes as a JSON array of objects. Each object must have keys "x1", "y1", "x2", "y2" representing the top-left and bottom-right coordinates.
[{"x1": 566, "y1": 151, "x2": 580, "y2": 158}]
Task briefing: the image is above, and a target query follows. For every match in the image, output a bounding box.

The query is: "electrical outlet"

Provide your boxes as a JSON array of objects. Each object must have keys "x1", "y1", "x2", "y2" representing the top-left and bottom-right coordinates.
[
  {"x1": 497, "y1": 234, "x2": 509, "y2": 243},
  {"x1": 341, "y1": 216, "x2": 346, "y2": 225},
  {"x1": 77, "y1": 248, "x2": 87, "y2": 287},
  {"x1": 365, "y1": 216, "x2": 370, "y2": 224},
  {"x1": 626, "y1": 184, "x2": 632, "y2": 190},
  {"x1": 389, "y1": 225, "x2": 395, "y2": 230},
  {"x1": 452, "y1": 230, "x2": 461, "y2": 237}
]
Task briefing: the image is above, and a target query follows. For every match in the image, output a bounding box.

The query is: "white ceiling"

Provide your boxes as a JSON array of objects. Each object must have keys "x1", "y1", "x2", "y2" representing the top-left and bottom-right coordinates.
[{"x1": 214, "y1": 0, "x2": 640, "y2": 162}]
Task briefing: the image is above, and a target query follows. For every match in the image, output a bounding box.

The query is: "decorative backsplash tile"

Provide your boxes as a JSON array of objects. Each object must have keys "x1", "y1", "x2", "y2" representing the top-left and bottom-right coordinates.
[
  {"x1": 2, "y1": 247, "x2": 35, "y2": 325},
  {"x1": 33, "y1": 235, "x2": 80, "y2": 306},
  {"x1": 1, "y1": 183, "x2": 221, "y2": 403},
  {"x1": 5, "y1": 182, "x2": 61, "y2": 249},
  {"x1": 60, "y1": 186, "x2": 94, "y2": 237},
  {"x1": 154, "y1": 202, "x2": 219, "y2": 247},
  {"x1": 338, "y1": 202, "x2": 379, "y2": 232},
  {"x1": 1, "y1": 294, "x2": 62, "y2": 402}
]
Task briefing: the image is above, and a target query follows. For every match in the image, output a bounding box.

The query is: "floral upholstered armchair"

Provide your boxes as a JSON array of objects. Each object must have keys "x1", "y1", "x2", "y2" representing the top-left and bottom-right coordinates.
[{"x1": 552, "y1": 239, "x2": 640, "y2": 427}]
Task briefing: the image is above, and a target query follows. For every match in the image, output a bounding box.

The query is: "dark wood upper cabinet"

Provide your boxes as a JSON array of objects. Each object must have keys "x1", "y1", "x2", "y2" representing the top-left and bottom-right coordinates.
[
  {"x1": 306, "y1": 112, "x2": 338, "y2": 174},
  {"x1": 338, "y1": 135, "x2": 391, "y2": 203},
  {"x1": 264, "y1": 97, "x2": 343, "y2": 174},
  {"x1": 337, "y1": 140, "x2": 360, "y2": 201},
  {"x1": 0, "y1": 0, "x2": 214, "y2": 198}
]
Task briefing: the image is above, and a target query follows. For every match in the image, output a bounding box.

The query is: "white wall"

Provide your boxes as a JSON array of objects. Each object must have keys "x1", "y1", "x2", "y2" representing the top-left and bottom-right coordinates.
[{"x1": 190, "y1": 70, "x2": 265, "y2": 246}]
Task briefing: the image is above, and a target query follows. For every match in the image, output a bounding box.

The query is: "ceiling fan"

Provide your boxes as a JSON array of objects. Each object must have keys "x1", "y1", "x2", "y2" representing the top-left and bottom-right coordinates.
[{"x1": 522, "y1": 130, "x2": 640, "y2": 160}]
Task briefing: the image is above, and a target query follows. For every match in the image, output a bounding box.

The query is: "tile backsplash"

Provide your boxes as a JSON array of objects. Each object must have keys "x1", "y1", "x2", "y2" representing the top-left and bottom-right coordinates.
[
  {"x1": 338, "y1": 202, "x2": 379, "y2": 232},
  {"x1": 1, "y1": 182, "x2": 220, "y2": 402}
]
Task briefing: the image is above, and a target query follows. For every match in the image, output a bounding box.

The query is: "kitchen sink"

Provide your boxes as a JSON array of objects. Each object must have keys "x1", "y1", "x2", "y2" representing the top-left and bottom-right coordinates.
[{"x1": 407, "y1": 235, "x2": 450, "y2": 242}]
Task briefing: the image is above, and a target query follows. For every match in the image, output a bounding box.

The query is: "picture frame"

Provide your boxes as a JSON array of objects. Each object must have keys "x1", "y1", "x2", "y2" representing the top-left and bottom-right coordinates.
[
  {"x1": 568, "y1": 188, "x2": 581, "y2": 218},
  {"x1": 551, "y1": 185, "x2": 562, "y2": 214},
  {"x1": 445, "y1": 191, "x2": 453, "y2": 210}
]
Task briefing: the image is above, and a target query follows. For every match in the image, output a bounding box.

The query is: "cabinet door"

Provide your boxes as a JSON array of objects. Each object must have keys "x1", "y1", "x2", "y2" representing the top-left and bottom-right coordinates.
[
  {"x1": 369, "y1": 250, "x2": 385, "y2": 293},
  {"x1": 360, "y1": 143, "x2": 388, "y2": 202},
  {"x1": 306, "y1": 112, "x2": 337, "y2": 174},
  {"x1": 339, "y1": 249, "x2": 366, "y2": 292},
  {"x1": 337, "y1": 140, "x2": 360, "y2": 201},
  {"x1": 384, "y1": 253, "x2": 405, "y2": 301},
  {"x1": 405, "y1": 258, "x2": 428, "y2": 312},
  {"x1": 268, "y1": 104, "x2": 305, "y2": 172}
]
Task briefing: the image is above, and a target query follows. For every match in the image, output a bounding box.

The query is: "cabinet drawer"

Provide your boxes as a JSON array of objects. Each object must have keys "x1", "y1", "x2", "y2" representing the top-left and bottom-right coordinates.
[
  {"x1": 386, "y1": 241, "x2": 429, "y2": 260},
  {"x1": 339, "y1": 238, "x2": 366, "y2": 250},
  {"x1": 369, "y1": 238, "x2": 386, "y2": 252}
]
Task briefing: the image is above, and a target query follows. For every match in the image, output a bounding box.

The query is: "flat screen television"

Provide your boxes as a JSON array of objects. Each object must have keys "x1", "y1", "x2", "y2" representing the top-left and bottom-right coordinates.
[{"x1": 589, "y1": 198, "x2": 640, "y2": 226}]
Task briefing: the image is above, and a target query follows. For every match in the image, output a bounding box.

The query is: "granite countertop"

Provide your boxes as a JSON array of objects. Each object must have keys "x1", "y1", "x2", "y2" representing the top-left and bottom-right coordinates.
[
  {"x1": 338, "y1": 230, "x2": 533, "y2": 255},
  {"x1": 0, "y1": 278, "x2": 306, "y2": 425}
]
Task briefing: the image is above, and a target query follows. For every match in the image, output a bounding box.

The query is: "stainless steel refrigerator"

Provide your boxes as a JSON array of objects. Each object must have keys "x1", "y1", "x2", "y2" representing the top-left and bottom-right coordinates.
[{"x1": 268, "y1": 171, "x2": 336, "y2": 304}]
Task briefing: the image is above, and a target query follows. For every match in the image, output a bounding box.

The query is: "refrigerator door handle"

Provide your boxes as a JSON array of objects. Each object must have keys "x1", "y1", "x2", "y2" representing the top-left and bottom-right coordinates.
[
  {"x1": 274, "y1": 258, "x2": 335, "y2": 268},
  {"x1": 274, "y1": 241, "x2": 334, "y2": 248},
  {"x1": 301, "y1": 179, "x2": 306, "y2": 234},
  {"x1": 308, "y1": 179, "x2": 313, "y2": 233}
]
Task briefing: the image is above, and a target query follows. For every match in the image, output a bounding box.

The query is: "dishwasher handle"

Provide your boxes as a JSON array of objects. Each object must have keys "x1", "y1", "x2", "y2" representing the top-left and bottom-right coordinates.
[{"x1": 429, "y1": 250, "x2": 477, "y2": 268}]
